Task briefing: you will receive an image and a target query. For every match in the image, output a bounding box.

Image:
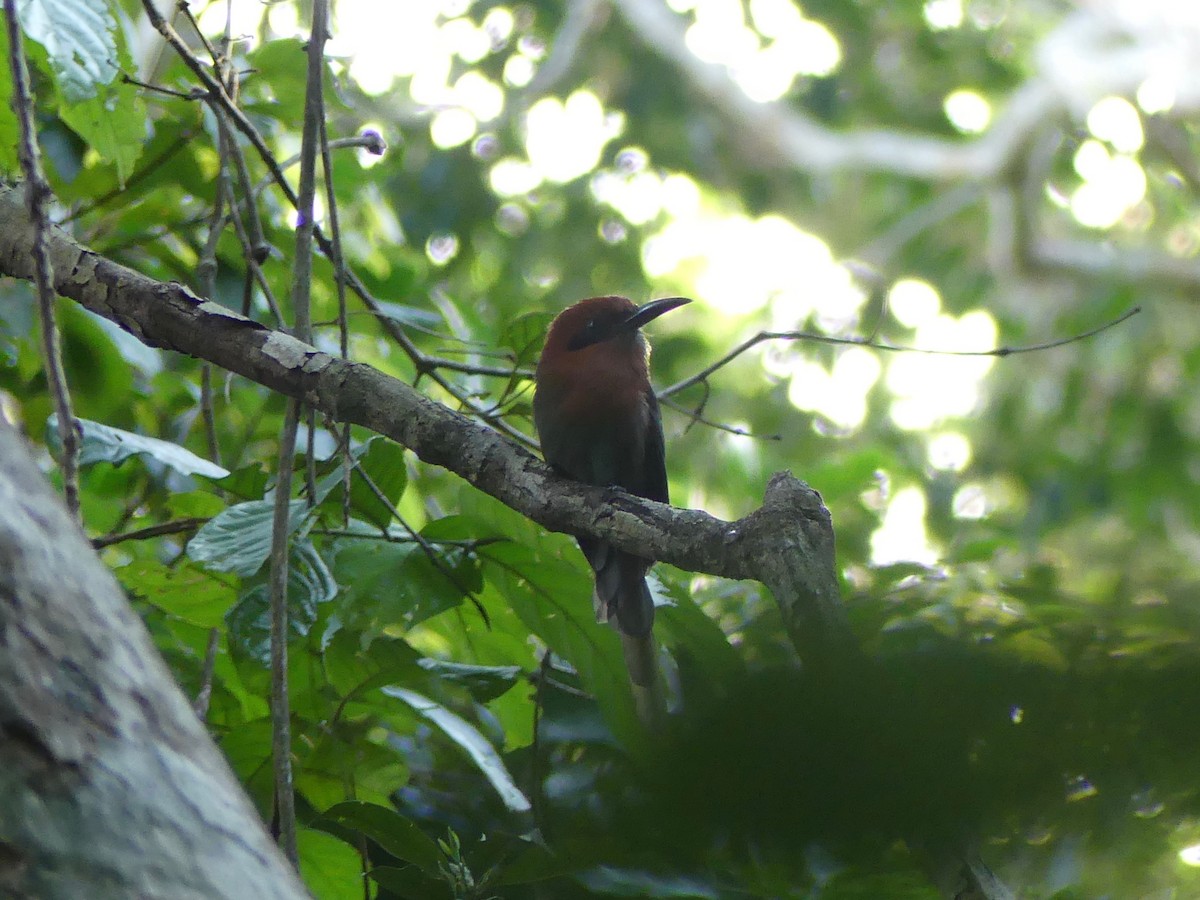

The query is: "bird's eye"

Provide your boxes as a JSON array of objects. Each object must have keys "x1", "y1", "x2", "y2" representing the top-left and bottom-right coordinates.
[{"x1": 585, "y1": 319, "x2": 596, "y2": 332}]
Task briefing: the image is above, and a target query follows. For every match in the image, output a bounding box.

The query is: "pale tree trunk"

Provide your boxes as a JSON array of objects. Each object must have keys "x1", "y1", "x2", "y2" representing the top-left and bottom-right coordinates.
[{"x1": 0, "y1": 419, "x2": 308, "y2": 899}]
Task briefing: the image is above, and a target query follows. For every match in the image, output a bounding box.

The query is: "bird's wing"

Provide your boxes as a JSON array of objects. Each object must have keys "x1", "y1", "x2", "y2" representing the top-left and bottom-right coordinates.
[{"x1": 640, "y1": 389, "x2": 670, "y2": 505}]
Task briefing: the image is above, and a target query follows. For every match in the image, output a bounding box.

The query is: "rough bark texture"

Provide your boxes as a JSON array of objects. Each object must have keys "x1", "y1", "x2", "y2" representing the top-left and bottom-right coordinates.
[{"x1": 0, "y1": 420, "x2": 309, "y2": 900}]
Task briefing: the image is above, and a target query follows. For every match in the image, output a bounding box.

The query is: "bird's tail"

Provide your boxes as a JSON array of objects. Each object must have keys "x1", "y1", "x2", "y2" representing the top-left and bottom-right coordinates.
[
  {"x1": 587, "y1": 546, "x2": 664, "y2": 728},
  {"x1": 621, "y1": 630, "x2": 665, "y2": 729},
  {"x1": 590, "y1": 546, "x2": 655, "y2": 636}
]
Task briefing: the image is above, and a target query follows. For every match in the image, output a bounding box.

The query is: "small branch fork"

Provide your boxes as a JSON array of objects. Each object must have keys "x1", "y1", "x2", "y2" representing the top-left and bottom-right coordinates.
[{"x1": 135, "y1": 0, "x2": 531, "y2": 446}]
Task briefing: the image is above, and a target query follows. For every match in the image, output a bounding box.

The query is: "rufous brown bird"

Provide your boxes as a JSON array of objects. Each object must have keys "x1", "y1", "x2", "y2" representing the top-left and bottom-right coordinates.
[{"x1": 534, "y1": 295, "x2": 689, "y2": 721}]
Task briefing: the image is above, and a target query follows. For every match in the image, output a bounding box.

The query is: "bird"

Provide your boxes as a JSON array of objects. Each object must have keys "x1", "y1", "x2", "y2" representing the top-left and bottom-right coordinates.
[{"x1": 533, "y1": 295, "x2": 689, "y2": 716}]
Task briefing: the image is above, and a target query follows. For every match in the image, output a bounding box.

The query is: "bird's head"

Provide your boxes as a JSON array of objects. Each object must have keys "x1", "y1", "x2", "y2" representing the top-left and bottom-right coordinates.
[{"x1": 540, "y1": 295, "x2": 691, "y2": 362}]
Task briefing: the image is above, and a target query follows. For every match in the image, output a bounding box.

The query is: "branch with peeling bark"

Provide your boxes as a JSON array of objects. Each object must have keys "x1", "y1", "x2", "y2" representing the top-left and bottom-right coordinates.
[
  {"x1": 0, "y1": 183, "x2": 848, "y2": 670},
  {"x1": 0, "y1": 182, "x2": 1016, "y2": 898}
]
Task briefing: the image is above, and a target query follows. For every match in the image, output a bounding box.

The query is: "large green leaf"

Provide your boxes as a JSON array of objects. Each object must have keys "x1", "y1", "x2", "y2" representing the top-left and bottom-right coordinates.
[
  {"x1": 330, "y1": 537, "x2": 470, "y2": 632},
  {"x1": 119, "y1": 559, "x2": 235, "y2": 628},
  {"x1": 416, "y1": 658, "x2": 523, "y2": 703},
  {"x1": 50, "y1": 415, "x2": 229, "y2": 479},
  {"x1": 17, "y1": 0, "x2": 117, "y2": 103},
  {"x1": 321, "y1": 801, "x2": 441, "y2": 873},
  {"x1": 56, "y1": 77, "x2": 145, "y2": 183},
  {"x1": 383, "y1": 687, "x2": 532, "y2": 815},
  {"x1": 348, "y1": 437, "x2": 408, "y2": 529},
  {"x1": 188, "y1": 499, "x2": 311, "y2": 576},
  {"x1": 225, "y1": 544, "x2": 332, "y2": 664},
  {"x1": 297, "y1": 828, "x2": 365, "y2": 900},
  {"x1": 482, "y1": 540, "x2": 641, "y2": 747}
]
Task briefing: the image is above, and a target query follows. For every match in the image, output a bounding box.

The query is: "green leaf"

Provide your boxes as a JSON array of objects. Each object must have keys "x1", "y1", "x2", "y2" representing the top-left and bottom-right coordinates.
[
  {"x1": 188, "y1": 499, "x2": 311, "y2": 576},
  {"x1": 349, "y1": 437, "x2": 408, "y2": 528},
  {"x1": 119, "y1": 559, "x2": 235, "y2": 628},
  {"x1": 483, "y1": 541, "x2": 640, "y2": 746},
  {"x1": 297, "y1": 828, "x2": 365, "y2": 900},
  {"x1": 383, "y1": 687, "x2": 532, "y2": 814},
  {"x1": 330, "y1": 538, "x2": 468, "y2": 631},
  {"x1": 0, "y1": 25, "x2": 18, "y2": 173},
  {"x1": 368, "y1": 866, "x2": 450, "y2": 900},
  {"x1": 215, "y1": 463, "x2": 271, "y2": 501},
  {"x1": 417, "y1": 658, "x2": 523, "y2": 703},
  {"x1": 492, "y1": 842, "x2": 590, "y2": 887},
  {"x1": 322, "y1": 631, "x2": 425, "y2": 701},
  {"x1": 321, "y1": 801, "x2": 441, "y2": 873},
  {"x1": 656, "y1": 574, "x2": 743, "y2": 691},
  {"x1": 498, "y1": 311, "x2": 554, "y2": 369},
  {"x1": 50, "y1": 415, "x2": 230, "y2": 479},
  {"x1": 225, "y1": 545, "x2": 330, "y2": 664},
  {"x1": 57, "y1": 80, "x2": 145, "y2": 184},
  {"x1": 18, "y1": 0, "x2": 118, "y2": 103}
]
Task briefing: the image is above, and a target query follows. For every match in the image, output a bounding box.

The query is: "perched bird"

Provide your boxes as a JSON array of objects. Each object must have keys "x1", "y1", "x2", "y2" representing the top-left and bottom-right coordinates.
[{"x1": 534, "y1": 295, "x2": 689, "y2": 708}]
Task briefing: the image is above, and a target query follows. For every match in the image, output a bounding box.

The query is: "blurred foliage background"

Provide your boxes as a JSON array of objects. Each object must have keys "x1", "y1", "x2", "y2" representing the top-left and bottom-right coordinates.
[{"x1": 2, "y1": 0, "x2": 1200, "y2": 896}]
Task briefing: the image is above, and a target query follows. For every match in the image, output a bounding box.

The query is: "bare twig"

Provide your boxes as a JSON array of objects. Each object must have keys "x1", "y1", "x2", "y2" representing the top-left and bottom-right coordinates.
[
  {"x1": 194, "y1": 626, "x2": 220, "y2": 721},
  {"x1": 658, "y1": 395, "x2": 779, "y2": 440},
  {"x1": 319, "y1": 107, "x2": 355, "y2": 527},
  {"x1": 197, "y1": 114, "x2": 233, "y2": 468},
  {"x1": 266, "y1": 0, "x2": 331, "y2": 869},
  {"x1": 91, "y1": 517, "x2": 208, "y2": 550},
  {"x1": 266, "y1": 397, "x2": 300, "y2": 867},
  {"x1": 660, "y1": 307, "x2": 1141, "y2": 399},
  {"x1": 252, "y1": 133, "x2": 387, "y2": 199},
  {"x1": 5, "y1": 0, "x2": 80, "y2": 523},
  {"x1": 349, "y1": 463, "x2": 491, "y2": 627}
]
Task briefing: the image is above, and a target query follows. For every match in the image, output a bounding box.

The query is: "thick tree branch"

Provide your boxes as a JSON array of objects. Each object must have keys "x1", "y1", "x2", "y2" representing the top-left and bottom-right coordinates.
[
  {"x1": 0, "y1": 183, "x2": 851, "y2": 670},
  {"x1": 0, "y1": 182, "x2": 1016, "y2": 897},
  {"x1": 0, "y1": 419, "x2": 308, "y2": 899}
]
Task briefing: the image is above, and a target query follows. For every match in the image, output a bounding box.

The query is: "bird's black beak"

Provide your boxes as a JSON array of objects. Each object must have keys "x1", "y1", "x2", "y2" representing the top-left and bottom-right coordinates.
[{"x1": 618, "y1": 297, "x2": 691, "y2": 333}]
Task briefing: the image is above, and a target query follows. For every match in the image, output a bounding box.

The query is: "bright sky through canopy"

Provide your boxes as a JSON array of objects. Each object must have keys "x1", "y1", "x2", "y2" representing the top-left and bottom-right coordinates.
[{"x1": 193, "y1": 0, "x2": 1160, "y2": 567}]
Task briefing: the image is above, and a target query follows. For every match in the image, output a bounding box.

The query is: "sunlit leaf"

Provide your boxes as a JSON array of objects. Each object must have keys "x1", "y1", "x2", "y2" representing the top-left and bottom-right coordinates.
[
  {"x1": 18, "y1": 0, "x2": 118, "y2": 103},
  {"x1": 297, "y1": 828, "x2": 364, "y2": 900}
]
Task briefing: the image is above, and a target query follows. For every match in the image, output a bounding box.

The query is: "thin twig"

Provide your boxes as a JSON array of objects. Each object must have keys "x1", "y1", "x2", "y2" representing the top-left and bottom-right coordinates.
[
  {"x1": 194, "y1": 626, "x2": 220, "y2": 721},
  {"x1": 659, "y1": 307, "x2": 1141, "y2": 399},
  {"x1": 251, "y1": 133, "x2": 387, "y2": 199},
  {"x1": 351, "y1": 464, "x2": 491, "y2": 628},
  {"x1": 121, "y1": 72, "x2": 200, "y2": 100},
  {"x1": 267, "y1": 398, "x2": 300, "y2": 867},
  {"x1": 268, "y1": 0, "x2": 330, "y2": 867},
  {"x1": 319, "y1": 102, "x2": 355, "y2": 528},
  {"x1": 91, "y1": 517, "x2": 209, "y2": 550},
  {"x1": 197, "y1": 116, "x2": 231, "y2": 467},
  {"x1": 5, "y1": 0, "x2": 80, "y2": 523},
  {"x1": 658, "y1": 395, "x2": 779, "y2": 440}
]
